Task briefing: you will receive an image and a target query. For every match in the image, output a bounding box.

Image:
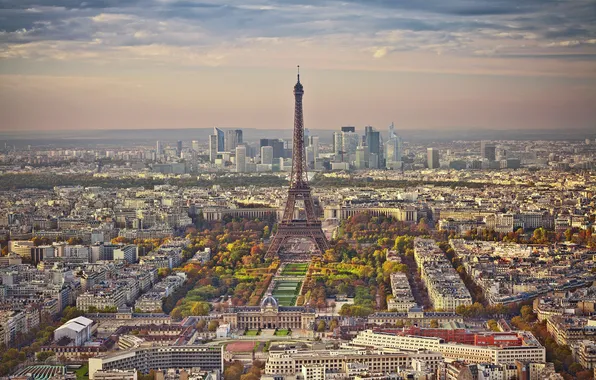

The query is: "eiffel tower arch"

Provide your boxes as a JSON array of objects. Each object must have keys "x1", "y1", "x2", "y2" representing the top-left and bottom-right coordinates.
[{"x1": 266, "y1": 67, "x2": 330, "y2": 258}]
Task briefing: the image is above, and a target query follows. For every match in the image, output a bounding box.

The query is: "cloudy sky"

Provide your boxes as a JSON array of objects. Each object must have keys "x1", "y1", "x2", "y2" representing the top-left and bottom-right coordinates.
[{"x1": 0, "y1": 0, "x2": 595, "y2": 131}]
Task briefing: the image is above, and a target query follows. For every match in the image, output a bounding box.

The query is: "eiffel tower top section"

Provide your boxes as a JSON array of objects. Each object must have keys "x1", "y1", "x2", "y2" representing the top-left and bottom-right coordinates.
[{"x1": 290, "y1": 65, "x2": 309, "y2": 190}]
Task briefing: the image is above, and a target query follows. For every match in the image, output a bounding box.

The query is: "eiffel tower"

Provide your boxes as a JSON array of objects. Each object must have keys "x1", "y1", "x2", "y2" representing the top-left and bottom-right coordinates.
[{"x1": 266, "y1": 67, "x2": 330, "y2": 258}]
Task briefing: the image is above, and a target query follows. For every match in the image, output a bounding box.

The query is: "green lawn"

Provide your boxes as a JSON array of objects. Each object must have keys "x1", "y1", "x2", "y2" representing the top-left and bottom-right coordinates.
[
  {"x1": 75, "y1": 365, "x2": 89, "y2": 380},
  {"x1": 271, "y1": 280, "x2": 302, "y2": 306},
  {"x1": 245, "y1": 330, "x2": 259, "y2": 336},
  {"x1": 275, "y1": 329, "x2": 290, "y2": 336},
  {"x1": 281, "y1": 263, "x2": 309, "y2": 276}
]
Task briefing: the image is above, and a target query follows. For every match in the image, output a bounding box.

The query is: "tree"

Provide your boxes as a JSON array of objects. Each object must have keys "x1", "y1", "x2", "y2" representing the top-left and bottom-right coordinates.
[
  {"x1": 430, "y1": 319, "x2": 439, "y2": 328},
  {"x1": 240, "y1": 374, "x2": 259, "y2": 380},
  {"x1": 520, "y1": 305, "x2": 536, "y2": 323},
  {"x1": 36, "y1": 351, "x2": 55, "y2": 362},
  {"x1": 487, "y1": 319, "x2": 499, "y2": 332},
  {"x1": 316, "y1": 320, "x2": 326, "y2": 332},
  {"x1": 329, "y1": 319, "x2": 339, "y2": 331},
  {"x1": 224, "y1": 361, "x2": 243, "y2": 380},
  {"x1": 196, "y1": 319, "x2": 207, "y2": 331},
  {"x1": 158, "y1": 268, "x2": 171, "y2": 278},
  {"x1": 208, "y1": 320, "x2": 220, "y2": 332},
  {"x1": 191, "y1": 302, "x2": 210, "y2": 316}
]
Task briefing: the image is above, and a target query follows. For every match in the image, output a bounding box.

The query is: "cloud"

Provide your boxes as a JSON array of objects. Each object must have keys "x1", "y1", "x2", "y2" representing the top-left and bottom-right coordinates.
[
  {"x1": 0, "y1": 0, "x2": 594, "y2": 77},
  {"x1": 373, "y1": 47, "x2": 389, "y2": 58}
]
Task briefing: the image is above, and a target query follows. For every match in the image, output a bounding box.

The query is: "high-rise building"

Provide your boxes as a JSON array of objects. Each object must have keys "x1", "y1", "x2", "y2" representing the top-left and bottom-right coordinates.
[
  {"x1": 342, "y1": 132, "x2": 359, "y2": 161},
  {"x1": 389, "y1": 122, "x2": 397, "y2": 139},
  {"x1": 214, "y1": 127, "x2": 225, "y2": 152},
  {"x1": 308, "y1": 136, "x2": 319, "y2": 159},
  {"x1": 355, "y1": 146, "x2": 368, "y2": 170},
  {"x1": 333, "y1": 129, "x2": 359, "y2": 163},
  {"x1": 208, "y1": 135, "x2": 217, "y2": 163},
  {"x1": 481, "y1": 141, "x2": 496, "y2": 161},
  {"x1": 427, "y1": 148, "x2": 440, "y2": 169},
  {"x1": 176, "y1": 140, "x2": 183, "y2": 157},
  {"x1": 225, "y1": 129, "x2": 243, "y2": 152},
  {"x1": 156, "y1": 141, "x2": 162, "y2": 155},
  {"x1": 385, "y1": 137, "x2": 403, "y2": 169},
  {"x1": 191, "y1": 140, "x2": 200, "y2": 152},
  {"x1": 333, "y1": 132, "x2": 343, "y2": 158},
  {"x1": 235, "y1": 145, "x2": 246, "y2": 173},
  {"x1": 260, "y1": 139, "x2": 285, "y2": 159},
  {"x1": 261, "y1": 146, "x2": 274, "y2": 165},
  {"x1": 369, "y1": 153, "x2": 379, "y2": 169},
  {"x1": 366, "y1": 129, "x2": 381, "y2": 159}
]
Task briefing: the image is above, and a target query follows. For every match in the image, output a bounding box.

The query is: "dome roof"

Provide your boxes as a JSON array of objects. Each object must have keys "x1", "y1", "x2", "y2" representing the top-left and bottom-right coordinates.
[{"x1": 261, "y1": 293, "x2": 278, "y2": 308}]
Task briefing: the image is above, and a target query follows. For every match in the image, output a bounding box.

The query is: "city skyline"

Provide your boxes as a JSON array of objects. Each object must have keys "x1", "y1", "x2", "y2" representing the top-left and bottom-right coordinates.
[{"x1": 0, "y1": 0, "x2": 595, "y2": 131}]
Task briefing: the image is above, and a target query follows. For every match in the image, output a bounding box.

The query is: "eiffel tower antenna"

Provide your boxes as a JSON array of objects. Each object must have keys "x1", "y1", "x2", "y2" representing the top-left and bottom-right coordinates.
[{"x1": 266, "y1": 67, "x2": 330, "y2": 258}]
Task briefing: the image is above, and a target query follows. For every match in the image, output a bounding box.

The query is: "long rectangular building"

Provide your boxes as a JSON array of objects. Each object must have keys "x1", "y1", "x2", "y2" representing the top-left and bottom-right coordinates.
[
  {"x1": 88, "y1": 345, "x2": 223, "y2": 379},
  {"x1": 351, "y1": 330, "x2": 546, "y2": 365},
  {"x1": 265, "y1": 346, "x2": 443, "y2": 378}
]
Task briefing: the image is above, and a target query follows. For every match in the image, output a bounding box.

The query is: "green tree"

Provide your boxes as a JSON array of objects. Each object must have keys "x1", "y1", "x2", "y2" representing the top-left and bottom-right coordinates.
[
  {"x1": 487, "y1": 319, "x2": 499, "y2": 332},
  {"x1": 520, "y1": 305, "x2": 536, "y2": 323},
  {"x1": 36, "y1": 351, "x2": 55, "y2": 362},
  {"x1": 316, "y1": 320, "x2": 326, "y2": 332},
  {"x1": 191, "y1": 301, "x2": 210, "y2": 316},
  {"x1": 208, "y1": 320, "x2": 220, "y2": 332}
]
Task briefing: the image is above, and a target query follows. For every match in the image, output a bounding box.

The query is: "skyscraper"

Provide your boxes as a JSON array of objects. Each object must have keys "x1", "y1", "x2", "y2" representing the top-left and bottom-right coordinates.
[
  {"x1": 355, "y1": 146, "x2": 367, "y2": 170},
  {"x1": 235, "y1": 145, "x2": 246, "y2": 173},
  {"x1": 191, "y1": 140, "x2": 200, "y2": 152},
  {"x1": 261, "y1": 146, "x2": 274, "y2": 165},
  {"x1": 333, "y1": 128, "x2": 359, "y2": 163},
  {"x1": 209, "y1": 135, "x2": 217, "y2": 163},
  {"x1": 225, "y1": 129, "x2": 243, "y2": 152},
  {"x1": 308, "y1": 136, "x2": 319, "y2": 160},
  {"x1": 385, "y1": 137, "x2": 402, "y2": 169},
  {"x1": 365, "y1": 128, "x2": 381, "y2": 160},
  {"x1": 333, "y1": 131, "x2": 343, "y2": 158},
  {"x1": 260, "y1": 139, "x2": 285, "y2": 159},
  {"x1": 176, "y1": 140, "x2": 183, "y2": 157},
  {"x1": 214, "y1": 127, "x2": 225, "y2": 152},
  {"x1": 427, "y1": 148, "x2": 440, "y2": 169},
  {"x1": 389, "y1": 122, "x2": 397, "y2": 139},
  {"x1": 156, "y1": 141, "x2": 162, "y2": 155},
  {"x1": 481, "y1": 141, "x2": 496, "y2": 161}
]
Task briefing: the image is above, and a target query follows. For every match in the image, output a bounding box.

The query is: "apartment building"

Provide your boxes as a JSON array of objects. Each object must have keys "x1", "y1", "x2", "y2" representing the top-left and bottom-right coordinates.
[
  {"x1": 351, "y1": 330, "x2": 546, "y2": 365},
  {"x1": 88, "y1": 345, "x2": 224, "y2": 379}
]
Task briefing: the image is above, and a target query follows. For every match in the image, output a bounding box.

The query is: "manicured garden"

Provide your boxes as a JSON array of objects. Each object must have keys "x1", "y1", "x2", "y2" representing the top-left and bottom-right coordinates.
[
  {"x1": 281, "y1": 263, "x2": 309, "y2": 276},
  {"x1": 271, "y1": 280, "x2": 302, "y2": 306},
  {"x1": 274, "y1": 329, "x2": 290, "y2": 336},
  {"x1": 244, "y1": 330, "x2": 260, "y2": 336}
]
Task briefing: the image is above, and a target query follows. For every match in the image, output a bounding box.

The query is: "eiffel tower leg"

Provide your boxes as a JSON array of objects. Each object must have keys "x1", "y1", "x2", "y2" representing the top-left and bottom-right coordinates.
[
  {"x1": 266, "y1": 233, "x2": 286, "y2": 258},
  {"x1": 310, "y1": 230, "x2": 330, "y2": 254},
  {"x1": 282, "y1": 192, "x2": 297, "y2": 222}
]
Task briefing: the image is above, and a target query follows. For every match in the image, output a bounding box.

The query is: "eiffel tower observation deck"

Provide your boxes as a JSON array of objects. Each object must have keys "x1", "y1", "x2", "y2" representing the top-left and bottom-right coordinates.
[{"x1": 266, "y1": 67, "x2": 330, "y2": 258}]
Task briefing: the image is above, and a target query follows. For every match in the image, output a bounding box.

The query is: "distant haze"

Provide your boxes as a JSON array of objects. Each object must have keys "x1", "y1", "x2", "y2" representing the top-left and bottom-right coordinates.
[{"x1": 0, "y1": 0, "x2": 595, "y2": 131}]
